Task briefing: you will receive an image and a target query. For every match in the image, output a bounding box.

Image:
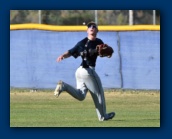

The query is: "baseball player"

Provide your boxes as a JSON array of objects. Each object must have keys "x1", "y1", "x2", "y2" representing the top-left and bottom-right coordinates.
[{"x1": 54, "y1": 22, "x2": 115, "y2": 121}]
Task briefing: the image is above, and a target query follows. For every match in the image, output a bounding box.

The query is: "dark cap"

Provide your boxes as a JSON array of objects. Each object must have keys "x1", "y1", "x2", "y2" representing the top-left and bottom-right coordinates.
[{"x1": 87, "y1": 21, "x2": 98, "y2": 27}]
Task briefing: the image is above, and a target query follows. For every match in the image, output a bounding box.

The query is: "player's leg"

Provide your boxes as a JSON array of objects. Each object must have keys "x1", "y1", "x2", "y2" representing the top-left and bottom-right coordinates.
[
  {"x1": 54, "y1": 81, "x2": 88, "y2": 101},
  {"x1": 54, "y1": 67, "x2": 88, "y2": 101},
  {"x1": 81, "y1": 68, "x2": 106, "y2": 121},
  {"x1": 83, "y1": 68, "x2": 115, "y2": 121}
]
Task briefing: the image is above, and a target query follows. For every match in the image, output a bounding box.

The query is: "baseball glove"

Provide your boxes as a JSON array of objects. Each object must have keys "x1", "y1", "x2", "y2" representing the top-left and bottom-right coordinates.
[{"x1": 96, "y1": 44, "x2": 114, "y2": 58}]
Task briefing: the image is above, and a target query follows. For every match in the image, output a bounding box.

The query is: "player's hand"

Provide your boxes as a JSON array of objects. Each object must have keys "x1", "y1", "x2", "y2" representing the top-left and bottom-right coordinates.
[{"x1": 56, "y1": 55, "x2": 64, "y2": 62}]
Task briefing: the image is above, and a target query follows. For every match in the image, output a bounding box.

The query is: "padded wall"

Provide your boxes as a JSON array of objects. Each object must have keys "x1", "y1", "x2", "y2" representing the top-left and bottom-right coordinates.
[{"x1": 10, "y1": 30, "x2": 160, "y2": 89}]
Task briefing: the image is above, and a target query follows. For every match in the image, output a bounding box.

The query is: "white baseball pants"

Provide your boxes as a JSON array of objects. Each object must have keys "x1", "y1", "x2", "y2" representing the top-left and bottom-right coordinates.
[{"x1": 61, "y1": 66, "x2": 108, "y2": 121}]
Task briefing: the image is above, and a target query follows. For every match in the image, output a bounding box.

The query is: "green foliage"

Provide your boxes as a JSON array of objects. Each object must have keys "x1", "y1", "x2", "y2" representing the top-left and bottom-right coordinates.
[
  {"x1": 10, "y1": 91, "x2": 160, "y2": 127},
  {"x1": 116, "y1": 13, "x2": 127, "y2": 25},
  {"x1": 10, "y1": 10, "x2": 160, "y2": 25}
]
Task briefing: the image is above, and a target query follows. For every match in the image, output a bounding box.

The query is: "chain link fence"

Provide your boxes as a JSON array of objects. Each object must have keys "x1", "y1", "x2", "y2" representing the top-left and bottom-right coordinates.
[{"x1": 10, "y1": 10, "x2": 160, "y2": 25}]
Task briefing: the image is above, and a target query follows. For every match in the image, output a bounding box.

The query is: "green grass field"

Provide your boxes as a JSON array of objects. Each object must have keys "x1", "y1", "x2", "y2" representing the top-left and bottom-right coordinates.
[{"x1": 10, "y1": 89, "x2": 160, "y2": 127}]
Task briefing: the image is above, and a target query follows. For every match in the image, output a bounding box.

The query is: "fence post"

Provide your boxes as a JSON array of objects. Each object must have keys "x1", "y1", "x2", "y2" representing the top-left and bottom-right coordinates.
[
  {"x1": 129, "y1": 10, "x2": 133, "y2": 25},
  {"x1": 38, "y1": 10, "x2": 41, "y2": 24},
  {"x1": 153, "y1": 10, "x2": 156, "y2": 25},
  {"x1": 95, "y1": 10, "x2": 98, "y2": 24}
]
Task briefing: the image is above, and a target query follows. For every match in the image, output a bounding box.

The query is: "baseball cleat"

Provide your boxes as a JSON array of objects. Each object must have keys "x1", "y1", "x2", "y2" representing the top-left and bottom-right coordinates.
[
  {"x1": 54, "y1": 80, "x2": 63, "y2": 97},
  {"x1": 104, "y1": 112, "x2": 115, "y2": 121}
]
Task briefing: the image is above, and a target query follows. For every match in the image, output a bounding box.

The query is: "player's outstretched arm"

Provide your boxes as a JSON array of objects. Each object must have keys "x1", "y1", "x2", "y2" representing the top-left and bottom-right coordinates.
[{"x1": 56, "y1": 51, "x2": 71, "y2": 62}]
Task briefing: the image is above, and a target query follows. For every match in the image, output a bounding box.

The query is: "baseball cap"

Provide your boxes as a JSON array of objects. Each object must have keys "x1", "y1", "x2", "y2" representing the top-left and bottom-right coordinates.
[{"x1": 87, "y1": 21, "x2": 98, "y2": 30}]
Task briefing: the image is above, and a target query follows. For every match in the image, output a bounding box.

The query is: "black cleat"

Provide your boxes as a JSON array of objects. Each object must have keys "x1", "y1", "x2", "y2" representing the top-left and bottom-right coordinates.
[{"x1": 104, "y1": 112, "x2": 115, "y2": 121}]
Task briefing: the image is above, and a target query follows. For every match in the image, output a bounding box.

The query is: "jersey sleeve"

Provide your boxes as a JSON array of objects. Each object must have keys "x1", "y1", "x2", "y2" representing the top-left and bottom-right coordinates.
[
  {"x1": 68, "y1": 43, "x2": 80, "y2": 58},
  {"x1": 98, "y1": 38, "x2": 104, "y2": 44}
]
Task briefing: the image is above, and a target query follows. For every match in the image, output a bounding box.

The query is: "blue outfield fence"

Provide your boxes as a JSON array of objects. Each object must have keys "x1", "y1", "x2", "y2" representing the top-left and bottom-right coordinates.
[{"x1": 10, "y1": 28, "x2": 160, "y2": 90}]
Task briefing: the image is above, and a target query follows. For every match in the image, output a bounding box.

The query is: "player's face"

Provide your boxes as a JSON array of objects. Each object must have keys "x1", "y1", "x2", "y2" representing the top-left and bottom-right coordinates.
[{"x1": 87, "y1": 25, "x2": 98, "y2": 35}]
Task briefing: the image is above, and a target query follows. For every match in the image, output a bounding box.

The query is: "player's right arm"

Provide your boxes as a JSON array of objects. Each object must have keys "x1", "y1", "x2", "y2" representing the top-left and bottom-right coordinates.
[
  {"x1": 56, "y1": 51, "x2": 71, "y2": 62},
  {"x1": 57, "y1": 41, "x2": 81, "y2": 62}
]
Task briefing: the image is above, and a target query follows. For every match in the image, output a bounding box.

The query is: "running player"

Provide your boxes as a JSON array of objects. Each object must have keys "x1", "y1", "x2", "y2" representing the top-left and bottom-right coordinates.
[{"x1": 54, "y1": 22, "x2": 115, "y2": 121}]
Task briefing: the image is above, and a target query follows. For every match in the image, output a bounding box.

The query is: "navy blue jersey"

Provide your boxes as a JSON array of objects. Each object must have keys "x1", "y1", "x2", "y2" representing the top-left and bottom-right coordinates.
[{"x1": 68, "y1": 37, "x2": 103, "y2": 67}]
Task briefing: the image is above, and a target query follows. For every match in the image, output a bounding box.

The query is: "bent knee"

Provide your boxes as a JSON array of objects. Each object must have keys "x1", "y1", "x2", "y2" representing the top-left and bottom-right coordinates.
[
  {"x1": 78, "y1": 95, "x2": 85, "y2": 101},
  {"x1": 77, "y1": 89, "x2": 87, "y2": 101},
  {"x1": 77, "y1": 92, "x2": 87, "y2": 101}
]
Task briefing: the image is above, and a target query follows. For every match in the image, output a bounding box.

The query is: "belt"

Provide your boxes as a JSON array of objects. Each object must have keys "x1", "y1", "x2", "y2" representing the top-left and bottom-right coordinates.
[{"x1": 80, "y1": 66, "x2": 95, "y2": 70}]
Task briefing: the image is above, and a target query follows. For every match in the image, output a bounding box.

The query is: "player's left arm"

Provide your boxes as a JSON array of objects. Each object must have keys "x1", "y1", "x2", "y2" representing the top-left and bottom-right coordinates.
[{"x1": 96, "y1": 44, "x2": 114, "y2": 58}]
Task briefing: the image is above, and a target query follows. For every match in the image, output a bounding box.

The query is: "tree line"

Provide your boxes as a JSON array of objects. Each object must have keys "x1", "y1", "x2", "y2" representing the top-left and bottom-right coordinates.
[{"x1": 10, "y1": 10, "x2": 160, "y2": 25}]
